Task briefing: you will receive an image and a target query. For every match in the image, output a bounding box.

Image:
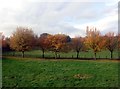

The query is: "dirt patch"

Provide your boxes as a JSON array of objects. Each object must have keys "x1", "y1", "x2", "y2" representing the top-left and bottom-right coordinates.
[{"x1": 73, "y1": 74, "x2": 92, "y2": 79}]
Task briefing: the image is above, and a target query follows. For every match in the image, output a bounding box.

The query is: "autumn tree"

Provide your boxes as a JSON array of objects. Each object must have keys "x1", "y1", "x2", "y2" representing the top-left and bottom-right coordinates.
[
  {"x1": 0, "y1": 33, "x2": 11, "y2": 52},
  {"x1": 48, "y1": 34, "x2": 71, "y2": 59},
  {"x1": 0, "y1": 33, "x2": 2, "y2": 48},
  {"x1": 117, "y1": 34, "x2": 120, "y2": 50},
  {"x1": 3, "y1": 37, "x2": 11, "y2": 52},
  {"x1": 104, "y1": 32, "x2": 117, "y2": 59},
  {"x1": 85, "y1": 26, "x2": 105, "y2": 59},
  {"x1": 10, "y1": 27, "x2": 35, "y2": 58},
  {"x1": 71, "y1": 37, "x2": 84, "y2": 59},
  {"x1": 39, "y1": 33, "x2": 51, "y2": 58},
  {"x1": 58, "y1": 35, "x2": 71, "y2": 53},
  {"x1": 118, "y1": 34, "x2": 120, "y2": 58}
]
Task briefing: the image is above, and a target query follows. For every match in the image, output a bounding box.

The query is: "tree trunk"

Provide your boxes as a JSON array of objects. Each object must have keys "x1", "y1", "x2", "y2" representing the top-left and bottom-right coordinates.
[
  {"x1": 55, "y1": 51, "x2": 57, "y2": 59},
  {"x1": 12, "y1": 51, "x2": 15, "y2": 56},
  {"x1": 42, "y1": 49, "x2": 44, "y2": 58},
  {"x1": 94, "y1": 52, "x2": 96, "y2": 60},
  {"x1": 22, "y1": 51, "x2": 24, "y2": 58},
  {"x1": 58, "y1": 54, "x2": 60, "y2": 58},
  {"x1": 76, "y1": 51, "x2": 79, "y2": 59},
  {"x1": 111, "y1": 51, "x2": 113, "y2": 59}
]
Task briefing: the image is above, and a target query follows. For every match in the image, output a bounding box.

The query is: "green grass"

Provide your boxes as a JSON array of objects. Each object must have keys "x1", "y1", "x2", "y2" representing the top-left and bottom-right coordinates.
[
  {"x1": 3, "y1": 50, "x2": 119, "y2": 59},
  {"x1": 2, "y1": 57, "x2": 119, "y2": 87}
]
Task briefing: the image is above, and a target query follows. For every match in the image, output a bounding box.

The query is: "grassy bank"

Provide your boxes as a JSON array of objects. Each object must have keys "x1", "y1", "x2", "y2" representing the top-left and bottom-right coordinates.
[{"x1": 2, "y1": 57, "x2": 119, "y2": 87}]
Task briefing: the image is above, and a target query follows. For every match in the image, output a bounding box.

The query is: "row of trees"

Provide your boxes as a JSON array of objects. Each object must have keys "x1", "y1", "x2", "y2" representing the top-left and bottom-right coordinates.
[{"x1": 1, "y1": 26, "x2": 119, "y2": 59}]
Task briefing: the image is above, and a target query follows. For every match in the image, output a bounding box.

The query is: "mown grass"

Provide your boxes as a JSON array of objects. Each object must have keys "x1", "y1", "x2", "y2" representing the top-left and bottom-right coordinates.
[
  {"x1": 3, "y1": 50, "x2": 118, "y2": 59},
  {"x1": 2, "y1": 57, "x2": 119, "y2": 87}
]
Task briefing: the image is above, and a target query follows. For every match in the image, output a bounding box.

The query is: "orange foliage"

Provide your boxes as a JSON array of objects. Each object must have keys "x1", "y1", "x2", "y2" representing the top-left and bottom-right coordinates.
[
  {"x1": 10, "y1": 27, "x2": 35, "y2": 57},
  {"x1": 85, "y1": 26, "x2": 106, "y2": 59},
  {"x1": 104, "y1": 32, "x2": 117, "y2": 58},
  {"x1": 46, "y1": 34, "x2": 70, "y2": 58}
]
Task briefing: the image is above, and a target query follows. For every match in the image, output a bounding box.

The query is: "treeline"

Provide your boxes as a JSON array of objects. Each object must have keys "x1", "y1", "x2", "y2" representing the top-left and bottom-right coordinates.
[{"x1": 1, "y1": 26, "x2": 120, "y2": 59}]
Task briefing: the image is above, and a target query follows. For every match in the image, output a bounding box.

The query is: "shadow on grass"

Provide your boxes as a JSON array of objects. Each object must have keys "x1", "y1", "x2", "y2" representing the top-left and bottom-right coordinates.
[{"x1": 2, "y1": 56, "x2": 120, "y2": 61}]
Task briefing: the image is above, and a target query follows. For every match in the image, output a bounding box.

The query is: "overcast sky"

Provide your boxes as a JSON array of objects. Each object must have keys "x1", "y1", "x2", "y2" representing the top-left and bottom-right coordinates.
[{"x1": 0, "y1": 0, "x2": 118, "y2": 37}]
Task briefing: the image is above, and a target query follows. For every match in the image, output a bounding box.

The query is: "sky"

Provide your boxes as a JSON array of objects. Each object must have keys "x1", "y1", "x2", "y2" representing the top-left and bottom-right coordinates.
[{"x1": 0, "y1": 0, "x2": 118, "y2": 37}]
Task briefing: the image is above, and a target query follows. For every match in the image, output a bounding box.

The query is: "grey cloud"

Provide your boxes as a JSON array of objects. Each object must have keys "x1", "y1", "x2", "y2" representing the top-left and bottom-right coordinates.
[
  {"x1": 15, "y1": 2, "x2": 105, "y2": 24},
  {"x1": 101, "y1": 20, "x2": 117, "y2": 35},
  {"x1": 0, "y1": 1, "x2": 117, "y2": 38}
]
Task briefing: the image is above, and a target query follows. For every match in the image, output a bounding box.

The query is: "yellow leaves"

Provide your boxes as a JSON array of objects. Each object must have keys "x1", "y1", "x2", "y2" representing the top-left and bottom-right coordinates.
[
  {"x1": 73, "y1": 74, "x2": 92, "y2": 79},
  {"x1": 39, "y1": 33, "x2": 69, "y2": 52},
  {"x1": 46, "y1": 34, "x2": 69, "y2": 52},
  {"x1": 85, "y1": 27, "x2": 104, "y2": 53},
  {"x1": 10, "y1": 27, "x2": 35, "y2": 52}
]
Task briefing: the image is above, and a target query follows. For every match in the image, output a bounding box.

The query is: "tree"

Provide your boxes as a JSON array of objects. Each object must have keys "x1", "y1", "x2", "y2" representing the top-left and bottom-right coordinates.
[
  {"x1": 118, "y1": 34, "x2": 120, "y2": 58},
  {"x1": 10, "y1": 27, "x2": 35, "y2": 58},
  {"x1": 0, "y1": 33, "x2": 11, "y2": 52},
  {"x1": 71, "y1": 37, "x2": 84, "y2": 59},
  {"x1": 0, "y1": 33, "x2": 3, "y2": 53},
  {"x1": 117, "y1": 34, "x2": 120, "y2": 50},
  {"x1": 3, "y1": 37, "x2": 11, "y2": 52},
  {"x1": 85, "y1": 26, "x2": 105, "y2": 59},
  {"x1": 48, "y1": 34, "x2": 70, "y2": 59},
  {"x1": 39, "y1": 33, "x2": 50, "y2": 58},
  {"x1": 104, "y1": 32, "x2": 117, "y2": 59}
]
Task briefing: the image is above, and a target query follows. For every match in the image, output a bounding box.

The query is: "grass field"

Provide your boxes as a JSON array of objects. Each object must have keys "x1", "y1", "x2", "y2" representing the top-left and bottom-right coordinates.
[
  {"x1": 2, "y1": 57, "x2": 119, "y2": 87},
  {"x1": 2, "y1": 50, "x2": 119, "y2": 59}
]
